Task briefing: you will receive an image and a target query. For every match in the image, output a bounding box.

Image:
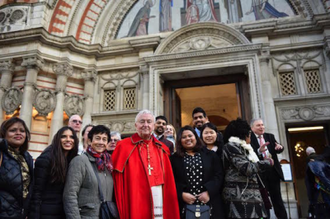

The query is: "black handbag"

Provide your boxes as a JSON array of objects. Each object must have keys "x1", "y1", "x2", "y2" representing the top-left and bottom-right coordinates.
[
  {"x1": 185, "y1": 204, "x2": 210, "y2": 219},
  {"x1": 92, "y1": 164, "x2": 119, "y2": 219}
]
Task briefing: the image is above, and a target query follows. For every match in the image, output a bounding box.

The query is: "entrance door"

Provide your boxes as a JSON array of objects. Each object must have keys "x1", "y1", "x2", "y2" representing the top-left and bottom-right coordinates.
[
  {"x1": 163, "y1": 73, "x2": 251, "y2": 130},
  {"x1": 286, "y1": 123, "x2": 330, "y2": 218}
]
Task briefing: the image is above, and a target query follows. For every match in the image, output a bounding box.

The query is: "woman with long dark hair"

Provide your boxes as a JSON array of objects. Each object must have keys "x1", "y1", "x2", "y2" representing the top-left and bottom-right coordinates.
[
  {"x1": 0, "y1": 117, "x2": 33, "y2": 219},
  {"x1": 170, "y1": 125, "x2": 224, "y2": 218},
  {"x1": 29, "y1": 126, "x2": 79, "y2": 219}
]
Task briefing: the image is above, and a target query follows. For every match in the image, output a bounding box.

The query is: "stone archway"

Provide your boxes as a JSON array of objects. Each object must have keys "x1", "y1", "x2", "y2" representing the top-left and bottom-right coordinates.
[{"x1": 155, "y1": 22, "x2": 251, "y2": 55}]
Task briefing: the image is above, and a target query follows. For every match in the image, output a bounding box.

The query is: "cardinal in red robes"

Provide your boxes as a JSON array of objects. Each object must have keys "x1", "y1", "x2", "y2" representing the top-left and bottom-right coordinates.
[{"x1": 112, "y1": 110, "x2": 180, "y2": 219}]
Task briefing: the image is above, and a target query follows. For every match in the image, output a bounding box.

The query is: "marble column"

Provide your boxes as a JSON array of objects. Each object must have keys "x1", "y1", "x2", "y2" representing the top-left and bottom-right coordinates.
[
  {"x1": 259, "y1": 47, "x2": 279, "y2": 138},
  {"x1": 20, "y1": 56, "x2": 44, "y2": 129},
  {"x1": 81, "y1": 70, "x2": 96, "y2": 126},
  {"x1": 0, "y1": 59, "x2": 14, "y2": 123},
  {"x1": 49, "y1": 63, "x2": 73, "y2": 139}
]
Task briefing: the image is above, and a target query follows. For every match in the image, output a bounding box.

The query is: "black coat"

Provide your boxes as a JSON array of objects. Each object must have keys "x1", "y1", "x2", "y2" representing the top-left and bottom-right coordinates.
[
  {"x1": 29, "y1": 146, "x2": 66, "y2": 219},
  {"x1": 250, "y1": 132, "x2": 284, "y2": 180},
  {"x1": 0, "y1": 139, "x2": 34, "y2": 219},
  {"x1": 170, "y1": 148, "x2": 225, "y2": 219}
]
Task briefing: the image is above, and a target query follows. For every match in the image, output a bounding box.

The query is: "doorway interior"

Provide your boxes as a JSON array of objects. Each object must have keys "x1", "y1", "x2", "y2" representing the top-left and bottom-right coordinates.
[
  {"x1": 285, "y1": 122, "x2": 330, "y2": 218},
  {"x1": 163, "y1": 71, "x2": 251, "y2": 131}
]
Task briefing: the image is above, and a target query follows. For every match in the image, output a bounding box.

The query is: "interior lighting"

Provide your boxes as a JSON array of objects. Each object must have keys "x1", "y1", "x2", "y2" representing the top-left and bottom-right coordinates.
[{"x1": 288, "y1": 126, "x2": 324, "y2": 132}]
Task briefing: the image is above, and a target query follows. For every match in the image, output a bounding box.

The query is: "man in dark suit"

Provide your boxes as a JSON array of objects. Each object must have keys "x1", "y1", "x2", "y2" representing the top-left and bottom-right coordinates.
[
  {"x1": 250, "y1": 118, "x2": 288, "y2": 219},
  {"x1": 154, "y1": 115, "x2": 174, "y2": 154}
]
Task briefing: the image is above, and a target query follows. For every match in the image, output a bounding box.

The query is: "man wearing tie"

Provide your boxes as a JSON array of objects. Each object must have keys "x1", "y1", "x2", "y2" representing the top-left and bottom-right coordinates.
[{"x1": 250, "y1": 118, "x2": 288, "y2": 219}]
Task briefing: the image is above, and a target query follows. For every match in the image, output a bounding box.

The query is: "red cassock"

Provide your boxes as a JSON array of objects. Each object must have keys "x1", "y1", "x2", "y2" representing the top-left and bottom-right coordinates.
[{"x1": 112, "y1": 133, "x2": 180, "y2": 219}]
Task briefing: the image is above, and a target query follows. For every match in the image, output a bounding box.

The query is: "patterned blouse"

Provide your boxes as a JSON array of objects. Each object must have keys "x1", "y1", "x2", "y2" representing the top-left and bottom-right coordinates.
[{"x1": 183, "y1": 152, "x2": 205, "y2": 205}]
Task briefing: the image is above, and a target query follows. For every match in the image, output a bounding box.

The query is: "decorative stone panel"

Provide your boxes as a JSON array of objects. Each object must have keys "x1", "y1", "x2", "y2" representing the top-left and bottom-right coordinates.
[
  {"x1": 33, "y1": 89, "x2": 56, "y2": 116},
  {"x1": 1, "y1": 87, "x2": 23, "y2": 115},
  {"x1": 0, "y1": 7, "x2": 28, "y2": 33},
  {"x1": 281, "y1": 105, "x2": 330, "y2": 121},
  {"x1": 64, "y1": 95, "x2": 84, "y2": 117}
]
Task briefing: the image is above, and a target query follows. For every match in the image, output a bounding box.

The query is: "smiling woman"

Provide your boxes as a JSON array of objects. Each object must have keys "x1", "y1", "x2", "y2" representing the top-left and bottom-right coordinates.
[
  {"x1": 0, "y1": 117, "x2": 33, "y2": 219},
  {"x1": 170, "y1": 125, "x2": 225, "y2": 218},
  {"x1": 63, "y1": 125, "x2": 115, "y2": 219},
  {"x1": 29, "y1": 126, "x2": 79, "y2": 219}
]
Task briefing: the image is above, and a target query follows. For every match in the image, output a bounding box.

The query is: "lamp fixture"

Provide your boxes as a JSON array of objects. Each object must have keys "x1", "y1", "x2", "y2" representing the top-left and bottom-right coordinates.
[{"x1": 288, "y1": 126, "x2": 324, "y2": 132}]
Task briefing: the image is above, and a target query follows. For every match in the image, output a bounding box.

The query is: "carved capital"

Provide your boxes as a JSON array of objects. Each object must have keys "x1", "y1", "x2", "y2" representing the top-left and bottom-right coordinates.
[
  {"x1": 21, "y1": 56, "x2": 44, "y2": 70},
  {"x1": 82, "y1": 70, "x2": 97, "y2": 82},
  {"x1": 0, "y1": 59, "x2": 14, "y2": 72},
  {"x1": 53, "y1": 63, "x2": 73, "y2": 77}
]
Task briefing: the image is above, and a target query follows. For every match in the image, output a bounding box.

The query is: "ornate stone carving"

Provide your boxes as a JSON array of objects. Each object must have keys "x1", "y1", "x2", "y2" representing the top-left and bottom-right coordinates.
[
  {"x1": 64, "y1": 95, "x2": 84, "y2": 117},
  {"x1": 33, "y1": 89, "x2": 56, "y2": 116},
  {"x1": 101, "y1": 120, "x2": 135, "y2": 133},
  {"x1": 0, "y1": 59, "x2": 14, "y2": 71},
  {"x1": 171, "y1": 36, "x2": 232, "y2": 53},
  {"x1": 100, "y1": 68, "x2": 139, "y2": 82},
  {"x1": 21, "y1": 56, "x2": 44, "y2": 69},
  {"x1": 53, "y1": 63, "x2": 73, "y2": 77},
  {"x1": 0, "y1": 7, "x2": 28, "y2": 32},
  {"x1": 154, "y1": 23, "x2": 251, "y2": 55},
  {"x1": 281, "y1": 105, "x2": 330, "y2": 121},
  {"x1": 82, "y1": 70, "x2": 97, "y2": 82},
  {"x1": 1, "y1": 87, "x2": 22, "y2": 114}
]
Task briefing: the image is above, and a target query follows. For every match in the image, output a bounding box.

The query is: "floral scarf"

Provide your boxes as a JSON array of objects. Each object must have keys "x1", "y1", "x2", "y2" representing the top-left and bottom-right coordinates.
[
  {"x1": 87, "y1": 146, "x2": 113, "y2": 172},
  {"x1": 229, "y1": 136, "x2": 259, "y2": 163},
  {"x1": 8, "y1": 146, "x2": 30, "y2": 198}
]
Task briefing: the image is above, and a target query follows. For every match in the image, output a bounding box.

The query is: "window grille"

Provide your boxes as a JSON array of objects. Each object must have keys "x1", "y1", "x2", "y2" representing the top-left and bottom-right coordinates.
[
  {"x1": 304, "y1": 69, "x2": 322, "y2": 93},
  {"x1": 279, "y1": 72, "x2": 297, "y2": 96},
  {"x1": 104, "y1": 90, "x2": 116, "y2": 111},
  {"x1": 123, "y1": 88, "x2": 136, "y2": 110}
]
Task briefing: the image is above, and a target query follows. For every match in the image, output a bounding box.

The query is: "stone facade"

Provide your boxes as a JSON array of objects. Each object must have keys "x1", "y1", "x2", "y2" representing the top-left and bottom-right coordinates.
[{"x1": 0, "y1": 0, "x2": 330, "y2": 217}]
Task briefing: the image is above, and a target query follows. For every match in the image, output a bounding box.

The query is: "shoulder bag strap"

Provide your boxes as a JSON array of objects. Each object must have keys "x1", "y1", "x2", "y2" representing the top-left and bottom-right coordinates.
[
  {"x1": 257, "y1": 173, "x2": 266, "y2": 188},
  {"x1": 91, "y1": 163, "x2": 105, "y2": 202}
]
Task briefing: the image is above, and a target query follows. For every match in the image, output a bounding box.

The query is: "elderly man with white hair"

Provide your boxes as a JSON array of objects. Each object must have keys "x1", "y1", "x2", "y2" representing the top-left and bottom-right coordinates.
[{"x1": 112, "y1": 109, "x2": 180, "y2": 219}]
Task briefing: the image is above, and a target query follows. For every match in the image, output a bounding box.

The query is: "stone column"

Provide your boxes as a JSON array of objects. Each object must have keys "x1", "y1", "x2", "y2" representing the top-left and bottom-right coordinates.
[
  {"x1": 20, "y1": 56, "x2": 44, "y2": 129},
  {"x1": 259, "y1": 47, "x2": 279, "y2": 138},
  {"x1": 81, "y1": 70, "x2": 96, "y2": 126},
  {"x1": 0, "y1": 59, "x2": 14, "y2": 123},
  {"x1": 49, "y1": 63, "x2": 73, "y2": 139}
]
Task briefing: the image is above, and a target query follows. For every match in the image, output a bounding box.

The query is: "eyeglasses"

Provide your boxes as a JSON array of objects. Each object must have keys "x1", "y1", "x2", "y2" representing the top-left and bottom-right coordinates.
[
  {"x1": 72, "y1": 120, "x2": 83, "y2": 124},
  {"x1": 110, "y1": 139, "x2": 119, "y2": 142}
]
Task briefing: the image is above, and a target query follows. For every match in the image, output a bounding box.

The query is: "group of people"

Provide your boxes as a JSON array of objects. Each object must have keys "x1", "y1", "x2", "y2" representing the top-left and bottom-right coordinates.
[{"x1": 1, "y1": 106, "x2": 326, "y2": 219}]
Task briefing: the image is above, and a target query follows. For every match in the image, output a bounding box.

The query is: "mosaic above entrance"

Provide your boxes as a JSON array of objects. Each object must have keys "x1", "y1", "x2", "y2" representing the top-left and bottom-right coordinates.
[{"x1": 116, "y1": 0, "x2": 296, "y2": 38}]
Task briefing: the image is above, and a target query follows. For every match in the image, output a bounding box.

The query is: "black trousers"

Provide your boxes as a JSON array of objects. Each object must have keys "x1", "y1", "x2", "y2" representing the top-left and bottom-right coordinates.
[{"x1": 261, "y1": 169, "x2": 288, "y2": 219}]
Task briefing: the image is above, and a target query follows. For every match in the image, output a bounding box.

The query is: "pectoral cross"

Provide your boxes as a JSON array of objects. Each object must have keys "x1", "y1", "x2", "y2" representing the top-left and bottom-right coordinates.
[{"x1": 148, "y1": 163, "x2": 154, "y2": 175}]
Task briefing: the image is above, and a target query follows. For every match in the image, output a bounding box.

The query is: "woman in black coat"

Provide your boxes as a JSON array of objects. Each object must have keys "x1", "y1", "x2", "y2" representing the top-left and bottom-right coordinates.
[
  {"x1": 29, "y1": 126, "x2": 79, "y2": 219},
  {"x1": 170, "y1": 125, "x2": 224, "y2": 219},
  {"x1": 0, "y1": 117, "x2": 34, "y2": 219}
]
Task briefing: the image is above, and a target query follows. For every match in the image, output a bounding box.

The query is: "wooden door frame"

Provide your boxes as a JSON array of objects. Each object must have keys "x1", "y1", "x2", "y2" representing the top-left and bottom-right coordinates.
[{"x1": 163, "y1": 73, "x2": 252, "y2": 126}]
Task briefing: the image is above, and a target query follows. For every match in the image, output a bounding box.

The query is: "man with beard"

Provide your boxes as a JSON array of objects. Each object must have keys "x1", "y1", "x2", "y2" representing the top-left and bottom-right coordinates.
[
  {"x1": 153, "y1": 116, "x2": 174, "y2": 154},
  {"x1": 112, "y1": 110, "x2": 180, "y2": 219}
]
